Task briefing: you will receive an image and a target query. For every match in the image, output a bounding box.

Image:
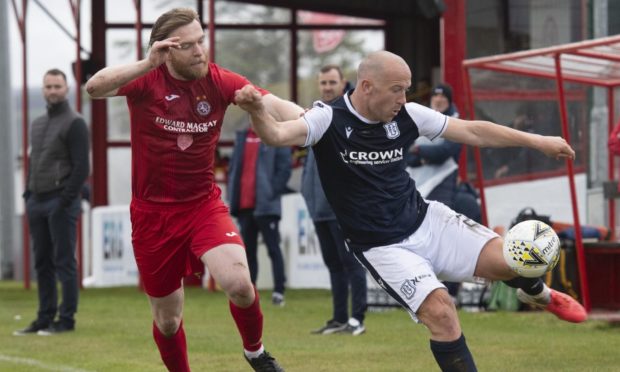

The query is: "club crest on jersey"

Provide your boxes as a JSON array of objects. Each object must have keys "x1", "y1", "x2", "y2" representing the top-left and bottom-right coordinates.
[
  {"x1": 383, "y1": 121, "x2": 400, "y2": 139},
  {"x1": 195, "y1": 95, "x2": 211, "y2": 116}
]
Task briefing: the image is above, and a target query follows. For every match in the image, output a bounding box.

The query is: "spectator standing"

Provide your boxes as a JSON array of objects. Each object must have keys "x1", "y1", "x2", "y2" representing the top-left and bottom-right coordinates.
[
  {"x1": 302, "y1": 65, "x2": 367, "y2": 335},
  {"x1": 406, "y1": 84, "x2": 474, "y2": 301},
  {"x1": 228, "y1": 123, "x2": 291, "y2": 306},
  {"x1": 14, "y1": 69, "x2": 90, "y2": 336}
]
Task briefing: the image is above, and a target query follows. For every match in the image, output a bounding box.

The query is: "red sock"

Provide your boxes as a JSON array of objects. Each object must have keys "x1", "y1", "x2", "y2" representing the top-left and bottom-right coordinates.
[
  {"x1": 152, "y1": 321, "x2": 190, "y2": 372},
  {"x1": 229, "y1": 287, "x2": 263, "y2": 352}
]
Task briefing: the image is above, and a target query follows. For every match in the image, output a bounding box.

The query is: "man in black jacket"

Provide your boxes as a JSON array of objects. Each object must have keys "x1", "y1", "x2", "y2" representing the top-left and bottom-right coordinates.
[{"x1": 14, "y1": 69, "x2": 90, "y2": 336}]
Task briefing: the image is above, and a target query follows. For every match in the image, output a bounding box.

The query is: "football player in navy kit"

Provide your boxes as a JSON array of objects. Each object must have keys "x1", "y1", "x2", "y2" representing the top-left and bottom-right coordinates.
[{"x1": 235, "y1": 51, "x2": 586, "y2": 371}]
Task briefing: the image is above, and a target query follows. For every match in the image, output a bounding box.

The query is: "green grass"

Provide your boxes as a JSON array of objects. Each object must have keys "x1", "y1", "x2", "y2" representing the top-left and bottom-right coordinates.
[{"x1": 1, "y1": 281, "x2": 619, "y2": 371}]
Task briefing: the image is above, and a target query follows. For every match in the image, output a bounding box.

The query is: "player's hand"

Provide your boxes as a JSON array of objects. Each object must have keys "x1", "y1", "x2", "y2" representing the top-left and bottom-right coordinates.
[
  {"x1": 148, "y1": 37, "x2": 181, "y2": 68},
  {"x1": 234, "y1": 85, "x2": 265, "y2": 112},
  {"x1": 540, "y1": 136, "x2": 575, "y2": 160}
]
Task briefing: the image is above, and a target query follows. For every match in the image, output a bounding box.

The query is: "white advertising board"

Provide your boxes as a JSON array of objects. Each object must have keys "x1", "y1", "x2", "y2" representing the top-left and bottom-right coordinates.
[{"x1": 83, "y1": 205, "x2": 138, "y2": 287}]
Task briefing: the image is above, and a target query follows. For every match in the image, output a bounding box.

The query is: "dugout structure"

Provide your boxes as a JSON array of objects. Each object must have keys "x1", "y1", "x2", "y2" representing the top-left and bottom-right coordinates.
[{"x1": 462, "y1": 35, "x2": 620, "y2": 314}]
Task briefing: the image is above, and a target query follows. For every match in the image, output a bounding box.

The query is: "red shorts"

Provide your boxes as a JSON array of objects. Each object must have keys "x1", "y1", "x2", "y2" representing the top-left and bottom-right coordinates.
[{"x1": 130, "y1": 188, "x2": 244, "y2": 297}]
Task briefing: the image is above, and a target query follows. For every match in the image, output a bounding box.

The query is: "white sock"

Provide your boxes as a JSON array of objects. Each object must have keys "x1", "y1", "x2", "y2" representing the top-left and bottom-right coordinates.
[
  {"x1": 522, "y1": 285, "x2": 551, "y2": 305},
  {"x1": 244, "y1": 345, "x2": 265, "y2": 359}
]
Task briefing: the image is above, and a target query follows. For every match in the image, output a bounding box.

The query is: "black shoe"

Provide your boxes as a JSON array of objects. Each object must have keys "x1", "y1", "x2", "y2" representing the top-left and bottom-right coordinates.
[
  {"x1": 37, "y1": 321, "x2": 75, "y2": 336},
  {"x1": 271, "y1": 292, "x2": 285, "y2": 307},
  {"x1": 311, "y1": 319, "x2": 346, "y2": 335},
  {"x1": 245, "y1": 351, "x2": 284, "y2": 372},
  {"x1": 13, "y1": 320, "x2": 49, "y2": 336},
  {"x1": 337, "y1": 318, "x2": 366, "y2": 336}
]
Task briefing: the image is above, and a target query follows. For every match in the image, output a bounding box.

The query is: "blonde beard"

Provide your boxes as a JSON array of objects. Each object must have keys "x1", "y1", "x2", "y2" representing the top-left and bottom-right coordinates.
[{"x1": 169, "y1": 56, "x2": 209, "y2": 80}]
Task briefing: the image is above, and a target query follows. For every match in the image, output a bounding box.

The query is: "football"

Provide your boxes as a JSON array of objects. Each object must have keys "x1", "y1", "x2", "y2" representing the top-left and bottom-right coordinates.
[{"x1": 502, "y1": 220, "x2": 561, "y2": 278}]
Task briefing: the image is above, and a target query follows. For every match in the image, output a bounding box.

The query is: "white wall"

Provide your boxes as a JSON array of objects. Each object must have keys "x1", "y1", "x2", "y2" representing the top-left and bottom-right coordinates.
[{"x1": 484, "y1": 173, "x2": 587, "y2": 230}]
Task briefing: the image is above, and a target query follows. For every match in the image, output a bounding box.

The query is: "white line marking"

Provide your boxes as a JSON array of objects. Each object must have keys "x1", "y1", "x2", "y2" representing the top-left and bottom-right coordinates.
[{"x1": 0, "y1": 354, "x2": 95, "y2": 372}]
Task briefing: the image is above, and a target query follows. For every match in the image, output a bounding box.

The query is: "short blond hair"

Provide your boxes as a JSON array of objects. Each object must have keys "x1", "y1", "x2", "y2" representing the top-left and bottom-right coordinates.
[{"x1": 149, "y1": 8, "x2": 200, "y2": 48}]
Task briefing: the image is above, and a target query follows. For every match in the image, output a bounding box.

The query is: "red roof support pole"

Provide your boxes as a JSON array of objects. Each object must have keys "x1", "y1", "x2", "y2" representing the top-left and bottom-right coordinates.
[
  {"x1": 462, "y1": 66, "x2": 489, "y2": 226},
  {"x1": 69, "y1": 0, "x2": 83, "y2": 289},
  {"x1": 12, "y1": 0, "x2": 30, "y2": 289},
  {"x1": 91, "y1": 0, "x2": 107, "y2": 206},
  {"x1": 208, "y1": 0, "x2": 215, "y2": 63},
  {"x1": 441, "y1": 0, "x2": 466, "y2": 112},
  {"x1": 608, "y1": 87, "x2": 616, "y2": 241},
  {"x1": 290, "y1": 8, "x2": 298, "y2": 104},
  {"x1": 134, "y1": 0, "x2": 142, "y2": 59},
  {"x1": 554, "y1": 54, "x2": 590, "y2": 311},
  {"x1": 206, "y1": 0, "x2": 217, "y2": 293},
  {"x1": 443, "y1": 0, "x2": 468, "y2": 183}
]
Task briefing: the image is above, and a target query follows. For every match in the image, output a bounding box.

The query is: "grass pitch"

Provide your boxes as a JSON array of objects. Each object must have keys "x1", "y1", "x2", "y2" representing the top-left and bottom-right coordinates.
[{"x1": 1, "y1": 281, "x2": 619, "y2": 371}]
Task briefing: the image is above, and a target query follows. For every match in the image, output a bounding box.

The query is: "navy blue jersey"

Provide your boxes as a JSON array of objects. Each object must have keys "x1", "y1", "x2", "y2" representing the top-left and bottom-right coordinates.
[{"x1": 303, "y1": 91, "x2": 448, "y2": 251}]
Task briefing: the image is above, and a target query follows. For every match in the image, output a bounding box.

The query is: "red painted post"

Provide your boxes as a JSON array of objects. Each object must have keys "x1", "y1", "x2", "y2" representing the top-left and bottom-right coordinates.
[{"x1": 554, "y1": 54, "x2": 590, "y2": 311}]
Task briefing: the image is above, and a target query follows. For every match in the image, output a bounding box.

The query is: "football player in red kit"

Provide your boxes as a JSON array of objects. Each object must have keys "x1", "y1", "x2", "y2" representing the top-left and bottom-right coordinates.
[{"x1": 86, "y1": 7, "x2": 302, "y2": 372}]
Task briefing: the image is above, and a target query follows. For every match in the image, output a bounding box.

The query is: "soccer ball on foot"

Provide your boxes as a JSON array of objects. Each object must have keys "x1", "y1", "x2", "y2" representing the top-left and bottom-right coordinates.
[{"x1": 502, "y1": 220, "x2": 561, "y2": 278}]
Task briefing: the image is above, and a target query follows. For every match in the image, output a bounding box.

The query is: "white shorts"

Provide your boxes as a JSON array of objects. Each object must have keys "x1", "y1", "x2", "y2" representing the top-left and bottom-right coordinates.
[{"x1": 355, "y1": 201, "x2": 498, "y2": 322}]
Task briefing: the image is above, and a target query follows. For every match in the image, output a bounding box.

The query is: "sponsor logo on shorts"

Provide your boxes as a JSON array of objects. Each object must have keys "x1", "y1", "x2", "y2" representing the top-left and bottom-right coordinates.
[
  {"x1": 225, "y1": 232, "x2": 238, "y2": 237},
  {"x1": 400, "y1": 275, "x2": 431, "y2": 300},
  {"x1": 400, "y1": 279, "x2": 416, "y2": 299}
]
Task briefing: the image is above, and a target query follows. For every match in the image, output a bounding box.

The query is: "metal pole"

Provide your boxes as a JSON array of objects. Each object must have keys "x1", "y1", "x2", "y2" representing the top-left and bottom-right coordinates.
[
  {"x1": 91, "y1": 0, "x2": 107, "y2": 206},
  {"x1": 208, "y1": 0, "x2": 214, "y2": 62},
  {"x1": 11, "y1": 0, "x2": 30, "y2": 289},
  {"x1": 608, "y1": 87, "x2": 616, "y2": 241},
  {"x1": 462, "y1": 66, "x2": 489, "y2": 226},
  {"x1": 554, "y1": 53, "x2": 590, "y2": 311},
  {"x1": 0, "y1": 0, "x2": 17, "y2": 280}
]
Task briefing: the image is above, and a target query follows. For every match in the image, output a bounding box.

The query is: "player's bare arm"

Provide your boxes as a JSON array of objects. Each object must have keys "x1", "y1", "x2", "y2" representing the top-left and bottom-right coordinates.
[
  {"x1": 262, "y1": 94, "x2": 305, "y2": 122},
  {"x1": 86, "y1": 37, "x2": 181, "y2": 98},
  {"x1": 235, "y1": 85, "x2": 308, "y2": 147},
  {"x1": 443, "y1": 116, "x2": 575, "y2": 160}
]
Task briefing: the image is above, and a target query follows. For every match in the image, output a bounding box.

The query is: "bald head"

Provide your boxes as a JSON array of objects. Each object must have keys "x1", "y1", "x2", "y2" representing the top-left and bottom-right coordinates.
[
  {"x1": 357, "y1": 51, "x2": 410, "y2": 81},
  {"x1": 350, "y1": 51, "x2": 412, "y2": 123}
]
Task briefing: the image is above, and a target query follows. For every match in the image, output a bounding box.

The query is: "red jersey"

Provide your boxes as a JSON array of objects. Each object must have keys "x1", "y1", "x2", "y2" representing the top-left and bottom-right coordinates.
[{"x1": 118, "y1": 63, "x2": 266, "y2": 203}]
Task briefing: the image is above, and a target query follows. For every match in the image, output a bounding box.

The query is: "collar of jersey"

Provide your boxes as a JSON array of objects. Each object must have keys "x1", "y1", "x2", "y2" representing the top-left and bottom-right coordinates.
[{"x1": 344, "y1": 91, "x2": 381, "y2": 125}]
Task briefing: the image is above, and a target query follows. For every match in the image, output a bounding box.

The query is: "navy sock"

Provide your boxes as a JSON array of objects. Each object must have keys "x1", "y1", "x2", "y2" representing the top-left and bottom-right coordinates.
[
  {"x1": 430, "y1": 333, "x2": 477, "y2": 372},
  {"x1": 503, "y1": 277, "x2": 544, "y2": 296}
]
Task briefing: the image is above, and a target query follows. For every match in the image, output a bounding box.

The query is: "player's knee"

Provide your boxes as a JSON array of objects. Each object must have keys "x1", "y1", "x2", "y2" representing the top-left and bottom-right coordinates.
[
  {"x1": 418, "y1": 291, "x2": 461, "y2": 339},
  {"x1": 226, "y1": 278, "x2": 255, "y2": 306},
  {"x1": 155, "y1": 316, "x2": 181, "y2": 337}
]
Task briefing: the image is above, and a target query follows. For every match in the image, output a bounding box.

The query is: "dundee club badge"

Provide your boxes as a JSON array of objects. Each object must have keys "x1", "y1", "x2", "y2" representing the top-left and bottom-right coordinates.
[{"x1": 383, "y1": 121, "x2": 400, "y2": 139}]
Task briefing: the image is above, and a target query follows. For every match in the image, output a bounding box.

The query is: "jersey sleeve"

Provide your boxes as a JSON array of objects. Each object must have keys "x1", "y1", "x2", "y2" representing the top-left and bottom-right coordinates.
[
  {"x1": 302, "y1": 101, "x2": 333, "y2": 147},
  {"x1": 117, "y1": 73, "x2": 149, "y2": 100},
  {"x1": 405, "y1": 102, "x2": 449, "y2": 141},
  {"x1": 216, "y1": 66, "x2": 270, "y2": 104}
]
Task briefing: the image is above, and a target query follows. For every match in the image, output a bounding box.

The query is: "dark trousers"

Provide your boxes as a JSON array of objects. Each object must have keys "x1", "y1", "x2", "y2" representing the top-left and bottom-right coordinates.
[
  {"x1": 26, "y1": 196, "x2": 81, "y2": 327},
  {"x1": 237, "y1": 210, "x2": 286, "y2": 294},
  {"x1": 314, "y1": 220, "x2": 367, "y2": 324}
]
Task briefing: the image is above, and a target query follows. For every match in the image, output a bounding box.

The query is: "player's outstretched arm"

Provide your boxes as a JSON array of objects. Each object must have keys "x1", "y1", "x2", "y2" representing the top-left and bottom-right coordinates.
[
  {"x1": 235, "y1": 85, "x2": 308, "y2": 147},
  {"x1": 85, "y1": 37, "x2": 181, "y2": 98},
  {"x1": 262, "y1": 94, "x2": 305, "y2": 122},
  {"x1": 443, "y1": 117, "x2": 575, "y2": 160}
]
